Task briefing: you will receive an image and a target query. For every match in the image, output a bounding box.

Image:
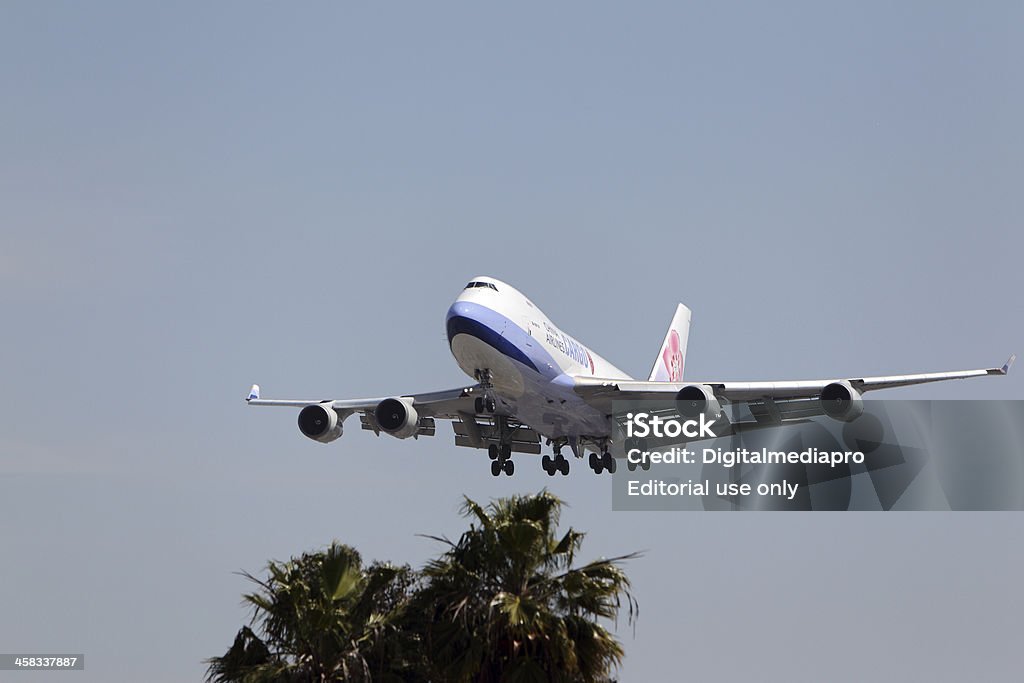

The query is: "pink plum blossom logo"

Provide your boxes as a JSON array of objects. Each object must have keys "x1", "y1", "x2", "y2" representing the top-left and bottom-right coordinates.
[{"x1": 662, "y1": 330, "x2": 683, "y2": 381}]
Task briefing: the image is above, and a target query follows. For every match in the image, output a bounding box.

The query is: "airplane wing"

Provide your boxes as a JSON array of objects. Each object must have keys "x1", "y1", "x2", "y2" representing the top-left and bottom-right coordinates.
[
  {"x1": 246, "y1": 383, "x2": 544, "y2": 453},
  {"x1": 246, "y1": 383, "x2": 477, "y2": 418},
  {"x1": 574, "y1": 355, "x2": 1015, "y2": 419}
]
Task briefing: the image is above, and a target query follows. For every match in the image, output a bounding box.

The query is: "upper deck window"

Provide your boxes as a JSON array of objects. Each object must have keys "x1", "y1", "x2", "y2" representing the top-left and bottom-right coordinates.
[{"x1": 464, "y1": 281, "x2": 499, "y2": 291}]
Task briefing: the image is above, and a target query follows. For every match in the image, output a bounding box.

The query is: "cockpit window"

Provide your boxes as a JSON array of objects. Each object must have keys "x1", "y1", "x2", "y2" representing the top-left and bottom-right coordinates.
[{"x1": 464, "y1": 281, "x2": 499, "y2": 291}]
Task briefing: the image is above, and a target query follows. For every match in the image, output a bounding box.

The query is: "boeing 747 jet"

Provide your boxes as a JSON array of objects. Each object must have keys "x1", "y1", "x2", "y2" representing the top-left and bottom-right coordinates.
[{"x1": 248, "y1": 277, "x2": 1013, "y2": 476}]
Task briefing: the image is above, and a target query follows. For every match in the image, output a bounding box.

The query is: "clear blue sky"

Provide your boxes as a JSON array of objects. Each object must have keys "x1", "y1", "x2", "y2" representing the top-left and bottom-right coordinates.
[{"x1": 2, "y1": 2, "x2": 1022, "y2": 681}]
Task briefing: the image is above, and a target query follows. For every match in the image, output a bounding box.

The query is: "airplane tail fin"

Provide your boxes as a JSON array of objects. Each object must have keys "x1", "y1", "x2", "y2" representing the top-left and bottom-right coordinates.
[{"x1": 648, "y1": 304, "x2": 691, "y2": 382}]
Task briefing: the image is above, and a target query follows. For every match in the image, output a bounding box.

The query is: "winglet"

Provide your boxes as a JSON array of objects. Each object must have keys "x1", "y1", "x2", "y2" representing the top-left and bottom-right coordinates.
[
  {"x1": 247, "y1": 384, "x2": 261, "y2": 401},
  {"x1": 989, "y1": 355, "x2": 1015, "y2": 376}
]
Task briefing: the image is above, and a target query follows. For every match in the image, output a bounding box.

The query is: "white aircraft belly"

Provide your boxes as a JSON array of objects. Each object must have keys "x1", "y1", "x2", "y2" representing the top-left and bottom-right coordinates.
[
  {"x1": 508, "y1": 379, "x2": 612, "y2": 439},
  {"x1": 450, "y1": 333, "x2": 611, "y2": 439},
  {"x1": 449, "y1": 333, "x2": 526, "y2": 397}
]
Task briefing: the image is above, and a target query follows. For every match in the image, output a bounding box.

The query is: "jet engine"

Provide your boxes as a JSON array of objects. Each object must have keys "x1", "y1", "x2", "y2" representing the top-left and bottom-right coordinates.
[
  {"x1": 374, "y1": 397, "x2": 420, "y2": 439},
  {"x1": 297, "y1": 403, "x2": 343, "y2": 443},
  {"x1": 819, "y1": 381, "x2": 864, "y2": 422},
  {"x1": 675, "y1": 384, "x2": 722, "y2": 419}
]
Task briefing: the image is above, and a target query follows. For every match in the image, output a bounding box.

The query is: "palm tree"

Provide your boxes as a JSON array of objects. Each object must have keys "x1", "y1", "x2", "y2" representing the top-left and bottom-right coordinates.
[
  {"x1": 205, "y1": 543, "x2": 418, "y2": 682},
  {"x1": 208, "y1": 492, "x2": 639, "y2": 682},
  {"x1": 411, "y1": 491, "x2": 639, "y2": 682}
]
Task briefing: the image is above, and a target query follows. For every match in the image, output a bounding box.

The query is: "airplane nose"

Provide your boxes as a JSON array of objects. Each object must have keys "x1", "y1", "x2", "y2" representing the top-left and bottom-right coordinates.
[
  {"x1": 446, "y1": 302, "x2": 477, "y2": 346},
  {"x1": 447, "y1": 301, "x2": 474, "y2": 319}
]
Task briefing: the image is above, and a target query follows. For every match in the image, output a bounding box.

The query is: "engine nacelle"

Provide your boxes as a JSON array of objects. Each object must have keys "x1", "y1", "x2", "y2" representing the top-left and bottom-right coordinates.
[
  {"x1": 374, "y1": 397, "x2": 420, "y2": 439},
  {"x1": 819, "y1": 381, "x2": 864, "y2": 422},
  {"x1": 297, "y1": 403, "x2": 343, "y2": 443},
  {"x1": 675, "y1": 384, "x2": 722, "y2": 420}
]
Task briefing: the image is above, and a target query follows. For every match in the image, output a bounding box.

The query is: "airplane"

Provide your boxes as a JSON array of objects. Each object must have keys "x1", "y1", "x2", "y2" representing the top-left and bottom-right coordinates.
[{"x1": 247, "y1": 276, "x2": 1014, "y2": 477}]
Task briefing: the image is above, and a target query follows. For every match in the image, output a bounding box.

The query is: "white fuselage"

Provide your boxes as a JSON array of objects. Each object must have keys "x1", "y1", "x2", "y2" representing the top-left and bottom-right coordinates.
[{"x1": 445, "y1": 277, "x2": 630, "y2": 440}]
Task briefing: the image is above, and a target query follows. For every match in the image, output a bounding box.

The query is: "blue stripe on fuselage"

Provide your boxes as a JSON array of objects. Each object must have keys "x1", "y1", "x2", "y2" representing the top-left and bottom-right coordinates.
[{"x1": 446, "y1": 301, "x2": 558, "y2": 379}]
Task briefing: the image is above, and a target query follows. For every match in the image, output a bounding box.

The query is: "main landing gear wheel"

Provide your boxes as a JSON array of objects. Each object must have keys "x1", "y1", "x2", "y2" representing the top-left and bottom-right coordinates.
[
  {"x1": 625, "y1": 438, "x2": 650, "y2": 471},
  {"x1": 489, "y1": 444, "x2": 514, "y2": 476},
  {"x1": 541, "y1": 454, "x2": 570, "y2": 476},
  {"x1": 627, "y1": 458, "x2": 650, "y2": 472},
  {"x1": 487, "y1": 444, "x2": 511, "y2": 459},
  {"x1": 490, "y1": 457, "x2": 515, "y2": 477},
  {"x1": 590, "y1": 451, "x2": 616, "y2": 475}
]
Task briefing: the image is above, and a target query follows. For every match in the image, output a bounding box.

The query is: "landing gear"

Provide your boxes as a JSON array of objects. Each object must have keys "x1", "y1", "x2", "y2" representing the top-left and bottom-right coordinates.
[
  {"x1": 473, "y1": 370, "x2": 497, "y2": 414},
  {"x1": 489, "y1": 449, "x2": 514, "y2": 476},
  {"x1": 490, "y1": 458, "x2": 514, "y2": 476},
  {"x1": 624, "y1": 437, "x2": 651, "y2": 472},
  {"x1": 488, "y1": 444, "x2": 511, "y2": 460},
  {"x1": 488, "y1": 443, "x2": 512, "y2": 471},
  {"x1": 590, "y1": 450, "x2": 617, "y2": 475},
  {"x1": 541, "y1": 453, "x2": 569, "y2": 476}
]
